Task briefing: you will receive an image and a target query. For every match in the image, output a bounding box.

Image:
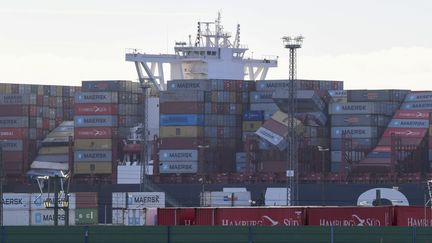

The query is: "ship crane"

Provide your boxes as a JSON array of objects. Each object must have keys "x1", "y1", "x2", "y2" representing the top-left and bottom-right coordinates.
[{"x1": 125, "y1": 13, "x2": 278, "y2": 92}]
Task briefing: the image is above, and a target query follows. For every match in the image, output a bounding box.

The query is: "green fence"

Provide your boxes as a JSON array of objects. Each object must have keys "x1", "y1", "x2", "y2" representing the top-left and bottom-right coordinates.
[{"x1": 2, "y1": 226, "x2": 432, "y2": 243}]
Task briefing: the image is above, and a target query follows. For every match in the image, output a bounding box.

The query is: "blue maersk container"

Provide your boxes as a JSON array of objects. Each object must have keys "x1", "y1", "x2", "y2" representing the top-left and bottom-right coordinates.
[{"x1": 160, "y1": 114, "x2": 204, "y2": 126}]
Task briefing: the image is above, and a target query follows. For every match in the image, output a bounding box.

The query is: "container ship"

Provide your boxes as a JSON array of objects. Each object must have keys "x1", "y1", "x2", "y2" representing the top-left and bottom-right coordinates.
[{"x1": 2, "y1": 14, "x2": 432, "y2": 226}]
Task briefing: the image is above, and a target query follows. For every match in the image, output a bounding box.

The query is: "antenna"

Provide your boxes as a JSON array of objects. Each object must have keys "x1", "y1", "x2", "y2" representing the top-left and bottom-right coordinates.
[
  {"x1": 195, "y1": 22, "x2": 201, "y2": 47},
  {"x1": 282, "y1": 35, "x2": 304, "y2": 206},
  {"x1": 234, "y1": 24, "x2": 240, "y2": 48}
]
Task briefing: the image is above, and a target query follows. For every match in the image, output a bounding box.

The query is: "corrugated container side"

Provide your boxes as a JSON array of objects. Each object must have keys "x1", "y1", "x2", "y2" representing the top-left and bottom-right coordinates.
[
  {"x1": 74, "y1": 150, "x2": 113, "y2": 162},
  {"x1": 74, "y1": 139, "x2": 113, "y2": 150},
  {"x1": 74, "y1": 127, "x2": 114, "y2": 139},
  {"x1": 159, "y1": 126, "x2": 203, "y2": 138},
  {"x1": 167, "y1": 80, "x2": 210, "y2": 91},
  {"x1": 74, "y1": 115, "x2": 118, "y2": 127},
  {"x1": 160, "y1": 114, "x2": 204, "y2": 126},
  {"x1": 74, "y1": 92, "x2": 118, "y2": 104},
  {"x1": 159, "y1": 161, "x2": 198, "y2": 173},
  {"x1": 307, "y1": 207, "x2": 392, "y2": 226},
  {"x1": 74, "y1": 162, "x2": 112, "y2": 174},
  {"x1": 76, "y1": 192, "x2": 98, "y2": 209},
  {"x1": 160, "y1": 102, "x2": 204, "y2": 114},
  {"x1": 74, "y1": 103, "x2": 119, "y2": 115},
  {"x1": 159, "y1": 149, "x2": 198, "y2": 161}
]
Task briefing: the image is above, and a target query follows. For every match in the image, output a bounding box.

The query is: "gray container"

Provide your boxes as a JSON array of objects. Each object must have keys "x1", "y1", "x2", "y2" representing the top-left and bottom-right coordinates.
[
  {"x1": 404, "y1": 92, "x2": 432, "y2": 102},
  {"x1": 250, "y1": 103, "x2": 280, "y2": 114},
  {"x1": 74, "y1": 150, "x2": 113, "y2": 162},
  {"x1": 329, "y1": 102, "x2": 391, "y2": 115},
  {"x1": 256, "y1": 80, "x2": 292, "y2": 91},
  {"x1": 401, "y1": 102, "x2": 432, "y2": 110},
  {"x1": 160, "y1": 91, "x2": 204, "y2": 102},
  {"x1": 0, "y1": 116, "x2": 29, "y2": 128},
  {"x1": 249, "y1": 91, "x2": 274, "y2": 103},
  {"x1": 388, "y1": 119, "x2": 429, "y2": 128},
  {"x1": 331, "y1": 126, "x2": 379, "y2": 139},
  {"x1": 35, "y1": 155, "x2": 69, "y2": 162},
  {"x1": 331, "y1": 151, "x2": 366, "y2": 162},
  {"x1": 167, "y1": 80, "x2": 210, "y2": 91},
  {"x1": 328, "y1": 90, "x2": 347, "y2": 98},
  {"x1": 331, "y1": 138, "x2": 378, "y2": 150},
  {"x1": 159, "y1": 149, "x2": 198, "y2": 162},
  {"x1": 75, "y1": 92, "x2": 118, "y2": 104},
  {"x1": 1, "y1": 140, "x2": 23, "y2": 151},
  {"x1": 273, "y1": 90, "x2": 326, "y2": 112},
  {"x1": 348, "y1": 90, "x2": 409, "y2": 102},
  {"x1": 74, "y1": 115, "x2": 118, "y2": 127},
  {"x1": 0, "y1": 94, "x2": 36, "y2": 105},
  {"x1": 331, "y1": 114, "x2": 390, "y2": 127},
  {"x1": 159, "y1": 161, "x2": 198, "y2": 173}
]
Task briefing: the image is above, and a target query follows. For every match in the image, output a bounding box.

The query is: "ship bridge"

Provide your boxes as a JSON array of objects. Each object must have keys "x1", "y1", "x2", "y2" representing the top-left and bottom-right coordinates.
[{"x1": 126, "y1": 13, "x2": 277, "y2": 91}]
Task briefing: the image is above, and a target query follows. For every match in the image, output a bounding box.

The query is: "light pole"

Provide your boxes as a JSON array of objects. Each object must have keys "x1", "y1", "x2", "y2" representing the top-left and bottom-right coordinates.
[{"x1": 318, "y1": 146, "x2": 329, "y2": 206}]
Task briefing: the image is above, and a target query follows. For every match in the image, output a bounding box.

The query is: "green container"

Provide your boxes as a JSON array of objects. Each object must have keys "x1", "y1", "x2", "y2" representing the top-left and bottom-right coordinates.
[{"x1": 75, "y1": 208, "x2": 98, "y2": 225}]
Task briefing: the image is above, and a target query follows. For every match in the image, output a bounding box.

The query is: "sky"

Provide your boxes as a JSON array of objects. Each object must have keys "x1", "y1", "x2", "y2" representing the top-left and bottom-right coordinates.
[{"x1": 0, "y1": 0, "x2": 431, "y2": 90}]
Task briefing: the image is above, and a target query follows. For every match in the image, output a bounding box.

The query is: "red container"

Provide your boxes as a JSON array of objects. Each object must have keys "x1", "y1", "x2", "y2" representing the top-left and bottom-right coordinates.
[
  {"x1": 378, "y1": 137, "x2": 425, "y2": 146},
  {"x1": 257, "y1": 160, "x2": 286, "y2": 173},
  {"x1": 74, "y1": 103, "x2": 119, "y2": 115},
  {"x1": 195, "y1": 208, "x2": 215, "y2": 225},
  {"x1": 42, "y1": 118, "x2": 49, "y2": 129},
  {"x1": 74, "y1": 127, "x2": 114, "y2": 139},
  {"x1": 157, "y1": 208, "x2": 175, "y2": 225},
  {"x1": 3, "y1": 151, "x2": 24, "y2": 162},
  {"x1": 215, "y1": 207, "x2": 305, "y2": 226},
  {"x1": 262, "y1": 119, "x2": 288, "y2": 137},
  {"x1": 160, "y1": 102, "x2": 204, "y2": 114},
  {"x1": 307, "y1": 207, "x2": 392, "y2": 226},
  {"x1": 394, "y1": 110, "x2": 429, "y2": 120},
  {"x1": 76, "y1": 192, "x2": 98, "y2": 208},
  {"x1": 0, "y1": 128, "x2": 28, "y2": 139},
  {"x1": 29, "y1": 105, "x2": 37, "y2": 117},
  {"x1": 382, "y1": 128, "x2": 427, "y2": 138},
  {"x1": 0, "y1": 105, "x2": 29, "y2": 116},
  {"x1": 3, "y1": 160, "x2": 23, "y2": 174},
  {"x1": 49, "y1": 97, "x2": 56, "y2": 108},
  {"x1": 393, "y1": 206, "x2": 432, "y2": 226},
  {"x1": 159, "y1": 138, "x2": 202, "y2": 149}
]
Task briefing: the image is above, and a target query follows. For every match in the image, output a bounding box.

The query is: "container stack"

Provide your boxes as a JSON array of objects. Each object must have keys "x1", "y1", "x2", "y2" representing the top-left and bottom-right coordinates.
[
  {"x1": 74, "y1": 80, "x2": 143, "y2": 179},
  {"x1": 357, "y1": 91, "x2": 431, "y2": 171},
  {"x1": 160, "y1": 79, "x2": 253, "y2": 174},
  {"x1": 0, "y1": 84, "x2": 77, "y2": 181},
  {"x1": 329, "y1": 90, "x2": 406, "y2": 172},
  {"x1": 29, "y1": 193, "x2": 76, "y2": 226},
  {"x1": 75, "y1": 192, "x2": 99, "y2": 225}
]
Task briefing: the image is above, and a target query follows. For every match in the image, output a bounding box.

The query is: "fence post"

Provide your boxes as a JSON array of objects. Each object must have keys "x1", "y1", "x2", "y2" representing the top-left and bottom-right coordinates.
[
  {"x1": 84, "y1": 226, "x2": 89, "y2": 243},
  {"x1": 412, "y1": 226, "x2": 416, "y2": 243},
  {"x1": 248, "y1": 226, "x2": 253, "y2": 243},
  {"x1": 167, "y1": 226, "x2": 171, "y2": 243},
  {"x1": 1, "y1": 226, "x2": 5, "y2": 243},
  {"x1": 330, "y1": 226, "x2": 334, "y2": 243}
]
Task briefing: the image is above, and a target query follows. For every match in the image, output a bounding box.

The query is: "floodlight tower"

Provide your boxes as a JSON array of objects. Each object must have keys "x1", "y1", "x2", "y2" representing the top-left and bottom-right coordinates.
[{"x1": 282, "y1": 35, "x2": 303, "y2": 206}]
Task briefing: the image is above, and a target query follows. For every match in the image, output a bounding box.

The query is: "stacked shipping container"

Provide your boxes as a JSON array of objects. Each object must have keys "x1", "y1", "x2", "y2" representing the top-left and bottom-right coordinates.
[
  {"x1": 358, "y1": 91, "x2": 431, "y2": 171},
  {"x1": 74, "y1": 80, "x2": 143, "y2": 179},
  {"x1": 329, "y1": 90, "x2": 405, "y2": 172},
  {"x1": 0, "y1": 84, "x2": 77, "y2": 181}
]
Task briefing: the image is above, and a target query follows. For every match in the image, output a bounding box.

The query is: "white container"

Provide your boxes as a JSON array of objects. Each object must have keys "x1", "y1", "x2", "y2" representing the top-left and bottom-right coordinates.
[
  {"x1": 3, "y1": 210, "x2": 30, "y2": 226},
  {"x1": 30, "y1": 193, "x2": 76, "y2": 210},
  {"x1": 127, "y1": 192, "x2": 165, "y2": 209},
  {"x1": 30, "y1": 209, "x2": 76, "y2": 226},
  {"x1": 265, "y1": 188, "x2": 288, "y2": 206},
  {"x1": 112, "y1": 209, "x2": 125, "y2": 225},
  {"x1": 145, "y1": 208, "x2": 158, "y2": 226},
  {"x1": 2, "y1": 193, "x2": 30, "y2": 210},
  {"x1": 209, "y1": 191, "x2": 251, "y2": 207},
  {"x1": 124, "y1": 209, "x2": 146, "y2": 226},
  {"x1": 112, "y1": 192, "x2": 127, "y2": 209}
]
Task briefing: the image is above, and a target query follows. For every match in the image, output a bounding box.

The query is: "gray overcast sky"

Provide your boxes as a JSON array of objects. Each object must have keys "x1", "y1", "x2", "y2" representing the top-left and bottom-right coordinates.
[{"x1": 1, "y1": 0, "x2": 431, "y2": 90}]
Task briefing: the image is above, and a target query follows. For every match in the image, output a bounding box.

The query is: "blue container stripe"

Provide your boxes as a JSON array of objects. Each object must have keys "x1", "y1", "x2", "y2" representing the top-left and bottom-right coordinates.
[
  {"x1": 243, "y1": 110, "x2": 264, "y2": 121},
  {"x1": 367, "y1": 151, "x2": 391, "y2": 158},
  {"x1": 160, "y1": 114, "x2": 204, "y2": 126}
]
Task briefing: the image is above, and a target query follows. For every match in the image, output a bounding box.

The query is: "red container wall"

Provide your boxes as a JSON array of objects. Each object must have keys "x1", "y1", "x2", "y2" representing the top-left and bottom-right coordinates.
[
  {"x1": 159, "y1": 138, "x2": 202, "y2": 149},
  {"x1": 257, "y1": 161, "x2": 286, "y2": 173},
  {"x1": 74, "y1": 127, "x2": 114, "y2": 139},
  {"x1": 394, "y1": 206, "x2": 432, "y2": 227},
  {"x1": 0, "y1": 105, "x2": 29, "y2": 116},
  {"x1": 0, "y1": 128, "x2": 28, "y2": 139},
  {"x1": 382, "y1": 128, "x2": 427, "y2": 138},
  {"x1": 196, "y1": 208, "x2": 215, "y2": 226},
  {"x1": 263, "y1": 119, "x2": 288, "y2": 137},
  {"x1": 74, "y1": 103, "x2": 119, "y2": 115},
  {"x1": 394, "y1": 110, "x2": 429, "y2": 120},
  {"x1": 3, "y1": 160, "x2": 23, "y2": 174},
  {"x1": 176, "y1": 208, "x2": 196, "y2": 225},
  {"x1": 3, "y1": 151, "x2": 24, "y2": 161},
  {"x1": 76, "y1": 192, "x2": 98, "y2": 208},
  {"x1": 157, "y1": 208, "x2": 176, "y2": 226},
  {"x1": 160, "y1": 102, "x2": 204, "y2": 114},
  {"x1": 307, "y1": 207, "x2": 392, "y2": 226},
  {"x1": 215, "y1": 207, "x2": 305, "y2": 226}
]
